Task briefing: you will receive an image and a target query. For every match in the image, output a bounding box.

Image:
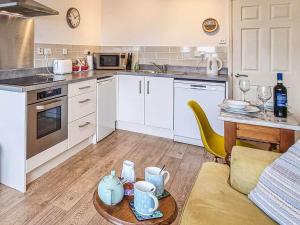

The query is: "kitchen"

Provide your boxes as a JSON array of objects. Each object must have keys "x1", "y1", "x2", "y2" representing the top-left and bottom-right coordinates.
[{"x1": 0, "y1": 0, "x2": 299, "y2": 225}]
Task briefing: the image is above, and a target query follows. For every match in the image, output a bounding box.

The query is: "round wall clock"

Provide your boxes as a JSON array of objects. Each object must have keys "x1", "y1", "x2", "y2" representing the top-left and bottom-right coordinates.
[
  {"x1": 202, "y1": 18, "x2": 219, "y2": 33},
  {"x1": 66, "y1": 8, "x2": 80, "y2": 29}
]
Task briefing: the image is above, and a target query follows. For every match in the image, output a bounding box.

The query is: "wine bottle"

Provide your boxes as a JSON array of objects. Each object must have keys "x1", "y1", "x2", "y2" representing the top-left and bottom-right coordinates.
[{"x1": 273, "y1": 73, "x2": 287, "y2": 118}]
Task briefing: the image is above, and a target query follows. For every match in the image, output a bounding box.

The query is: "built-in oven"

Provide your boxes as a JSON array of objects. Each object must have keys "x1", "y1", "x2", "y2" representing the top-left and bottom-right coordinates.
[
  {"x1": 93, "y1": 53, "x2": 128, "y2": 70},
  {"x1": 27, "y1": 85, "x2": 68, "y2": 159}
]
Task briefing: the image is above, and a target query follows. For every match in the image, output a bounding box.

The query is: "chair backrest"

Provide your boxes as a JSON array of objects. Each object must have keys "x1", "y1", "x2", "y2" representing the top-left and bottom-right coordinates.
[{"x1": 187, "y1": 100, "x2": 225, "y2": 158}]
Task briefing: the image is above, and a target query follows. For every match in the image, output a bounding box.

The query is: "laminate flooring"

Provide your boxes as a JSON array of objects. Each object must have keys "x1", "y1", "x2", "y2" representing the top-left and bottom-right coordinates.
[{"x1": 0, "y1": 131, "x2": 215, "y2": 225}]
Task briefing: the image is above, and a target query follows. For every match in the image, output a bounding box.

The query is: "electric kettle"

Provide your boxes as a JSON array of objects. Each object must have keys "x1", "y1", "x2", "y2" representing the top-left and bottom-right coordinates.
[{"x1": 206, "y1": 54, "x2": 223, "y2": 76}]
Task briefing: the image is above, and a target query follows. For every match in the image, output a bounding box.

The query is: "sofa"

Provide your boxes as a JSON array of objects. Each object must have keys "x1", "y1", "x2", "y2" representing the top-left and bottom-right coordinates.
[{"x1": 180, "y1": 146, "x2": 282, "y2": 225}]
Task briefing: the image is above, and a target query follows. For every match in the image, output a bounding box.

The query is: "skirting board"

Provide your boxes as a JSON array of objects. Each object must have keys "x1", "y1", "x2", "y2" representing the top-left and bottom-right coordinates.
[
  {"x1": 26, "y1": 137, "x2": 93, "y2": 184},
  {"x1": 116, "y1": 121, "x2": 173, "y2": 139},
  {"x1": 173, "y1": 135, "x2": 204, "y2": 147}
]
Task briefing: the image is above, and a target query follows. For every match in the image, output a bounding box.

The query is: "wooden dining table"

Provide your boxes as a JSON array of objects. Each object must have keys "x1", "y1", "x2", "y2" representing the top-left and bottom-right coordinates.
[{"x1": 218, "y1": 110, "x2": 300, "y2": 162}]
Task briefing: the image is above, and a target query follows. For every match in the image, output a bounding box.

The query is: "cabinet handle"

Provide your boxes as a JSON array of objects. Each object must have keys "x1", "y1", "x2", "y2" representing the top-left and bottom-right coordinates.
[
  {"x1": 79, "y1": 122, "x2": 91, "y2": 128},
  {"x1": 79, "y1": 86, "x2": 91, "y2": 90},
  {"x1": 78, "y1": 99, "x2": 91, "y2": 104},
  {"x1": 147, "y1": 80, "x2": 150, "y2": 94},
  {"x1": 139, "y1": 80, "x2": 142, "y2": 94}
]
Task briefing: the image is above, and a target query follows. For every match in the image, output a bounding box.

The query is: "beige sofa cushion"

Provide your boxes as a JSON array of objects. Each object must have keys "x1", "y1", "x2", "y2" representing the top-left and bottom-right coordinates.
[
  {"x1": 180, "y1": 162, "x2": 276, "y2": 225},
  {"x1": 230, "y1": 146, "x2": 281, "y2": 195}
]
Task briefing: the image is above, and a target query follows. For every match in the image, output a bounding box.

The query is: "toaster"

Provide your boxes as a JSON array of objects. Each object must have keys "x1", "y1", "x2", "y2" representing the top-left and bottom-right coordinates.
[{"x1": 53, "y1": 59, "x2": 72, "y2": 75}]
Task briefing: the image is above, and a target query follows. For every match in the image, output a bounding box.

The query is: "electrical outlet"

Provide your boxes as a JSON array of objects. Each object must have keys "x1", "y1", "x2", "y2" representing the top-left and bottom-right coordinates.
[
  {"x1": 219, "y1": 39, "x2": 227, "y2": 45},
  {"x1": 37, "y1": 47, "x2": 44, "y2": 55},
  {"x1": 62, "y1": 48, "x2": 68, "y2": 55},
  {"x1": 44, "y1": 48, "x2": 52, "y2": 56}
]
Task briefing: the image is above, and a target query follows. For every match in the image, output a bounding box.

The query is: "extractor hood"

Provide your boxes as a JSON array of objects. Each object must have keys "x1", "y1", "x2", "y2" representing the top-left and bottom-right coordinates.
[{"x1": 0, "y1": 0, "x2": 59, "y2": 17}]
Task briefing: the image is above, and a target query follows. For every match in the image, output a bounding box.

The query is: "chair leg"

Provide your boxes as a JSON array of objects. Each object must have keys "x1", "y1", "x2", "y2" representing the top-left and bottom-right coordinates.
[{"x1": 214, "y1": 156, "x2": 218, "y2": 163}]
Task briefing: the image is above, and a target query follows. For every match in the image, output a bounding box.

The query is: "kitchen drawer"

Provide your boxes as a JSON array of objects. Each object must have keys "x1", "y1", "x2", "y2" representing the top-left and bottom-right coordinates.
[
  {"x1": 69, "y1": 91, "x2": 96, "y2": 122},
  {"x1": 68, "y1": 113, "x2": 96, "y2": 148},
  {"x1": 69, "y1": 79, "x2": 96, "y2": 97}
]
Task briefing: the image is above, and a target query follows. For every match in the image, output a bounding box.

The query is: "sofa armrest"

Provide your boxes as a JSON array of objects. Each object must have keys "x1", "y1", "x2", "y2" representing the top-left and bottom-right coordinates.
[{"x1": 230, "y1": 146, "x2": 281, "y2": 195}]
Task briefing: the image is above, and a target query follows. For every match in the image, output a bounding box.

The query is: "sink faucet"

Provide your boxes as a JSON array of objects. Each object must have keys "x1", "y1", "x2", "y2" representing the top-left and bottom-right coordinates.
[{"x1": 150, "y1": 62, "x2": 168, "y2": 73}]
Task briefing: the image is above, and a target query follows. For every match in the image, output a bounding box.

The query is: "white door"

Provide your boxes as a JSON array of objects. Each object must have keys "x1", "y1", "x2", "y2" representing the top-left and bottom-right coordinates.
[
  {"x1": 232, "y1": 0, "x2": 300, "y2": 120},
  {"x1": 118, "y1": 75, "x2": 144, "y2": 124},
  {"x1": 145, "y1": 77, "x2": 174, "y2": 129}
]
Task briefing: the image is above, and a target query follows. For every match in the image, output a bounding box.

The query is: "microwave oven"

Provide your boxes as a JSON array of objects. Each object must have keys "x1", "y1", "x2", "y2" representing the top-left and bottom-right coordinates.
[{"x1": 93, "y1": 53, "x2": 128, "y2": 70}]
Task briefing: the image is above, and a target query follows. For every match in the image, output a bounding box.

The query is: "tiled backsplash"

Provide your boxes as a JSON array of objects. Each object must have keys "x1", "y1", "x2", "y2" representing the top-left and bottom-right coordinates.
[
  {"x1": 34, "y1": 44, "x2": 228, "y2": 69},
  {"x1": 34, "y1": 43, "x2": 101, "y2": 68}
]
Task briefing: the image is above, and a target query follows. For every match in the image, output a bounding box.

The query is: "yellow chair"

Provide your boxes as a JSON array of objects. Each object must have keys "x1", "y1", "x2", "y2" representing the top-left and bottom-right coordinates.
[{"x1": 188, "y1": 100, "x2": 256, "y2": 161}]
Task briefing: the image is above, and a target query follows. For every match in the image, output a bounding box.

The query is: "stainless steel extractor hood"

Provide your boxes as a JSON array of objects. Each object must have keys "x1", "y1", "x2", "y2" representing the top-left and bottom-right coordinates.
[{"x1": 0, "y1": 0, "x2": 59, "y2": 17}]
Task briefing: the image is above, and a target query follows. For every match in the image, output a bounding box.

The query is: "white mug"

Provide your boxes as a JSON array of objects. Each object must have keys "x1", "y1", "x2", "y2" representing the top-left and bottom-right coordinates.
[
  {"x1": 121, "y1": 160, "x2": 136, "y2": 183},
  {"x1": 145, "y1": 167, "x2": 170, "y2": 196},
  {"x1": 134, "y1": 181, "x2": 159, "y2": 216}
]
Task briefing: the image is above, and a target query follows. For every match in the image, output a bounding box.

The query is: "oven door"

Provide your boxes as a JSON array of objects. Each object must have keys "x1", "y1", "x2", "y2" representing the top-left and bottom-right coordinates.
[{"x1": 27, "y1": 96, "x2": 68, "y2": 159}]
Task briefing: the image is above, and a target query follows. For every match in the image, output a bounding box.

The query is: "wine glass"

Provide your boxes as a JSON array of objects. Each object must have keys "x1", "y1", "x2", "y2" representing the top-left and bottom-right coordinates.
[
  {"x1": 239, "y1": 79, "x2": 251, "y2": 102},
  {"x1": 257, "y1": 86, "x2": 272, "y2": 116}
]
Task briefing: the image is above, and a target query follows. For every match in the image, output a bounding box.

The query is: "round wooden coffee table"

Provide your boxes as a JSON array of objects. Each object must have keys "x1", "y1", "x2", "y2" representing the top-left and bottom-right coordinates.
[{"x1": 93, "y1": 188, "x2": 178, "y2": 225}]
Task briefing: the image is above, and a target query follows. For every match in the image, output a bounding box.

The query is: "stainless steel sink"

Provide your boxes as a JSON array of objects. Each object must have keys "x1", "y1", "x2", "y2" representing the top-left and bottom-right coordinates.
[{"x1": 138, "y1": 70, "x2": 187, "y2": 76}]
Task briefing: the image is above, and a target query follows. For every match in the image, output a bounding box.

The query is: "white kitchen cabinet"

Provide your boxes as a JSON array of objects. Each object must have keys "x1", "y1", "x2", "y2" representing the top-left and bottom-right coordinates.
[
  {"x1": 145, "y1": 76, "x2": 173, "y2": 129},
  {"x1": 68, "y1": 79, "x2": 97, "y2": 148},
  {"x1": 118, "y1": 75, "x2": 144, "y2": 124}
]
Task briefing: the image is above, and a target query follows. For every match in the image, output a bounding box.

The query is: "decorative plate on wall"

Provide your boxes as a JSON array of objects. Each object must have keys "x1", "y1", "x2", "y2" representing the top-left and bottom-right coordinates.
[
  {"x1": 202, "y1": 18, "x2": 219, "y2": 33},
  {"x1": 66, "y1": 8, "x2": 80, "y2": 29}
]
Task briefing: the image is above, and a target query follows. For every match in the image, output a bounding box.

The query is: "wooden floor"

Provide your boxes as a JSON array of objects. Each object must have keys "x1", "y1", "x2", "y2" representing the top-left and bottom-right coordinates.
[{"x1": 0, "y1": 130, "x2": 214, "y2": 225}]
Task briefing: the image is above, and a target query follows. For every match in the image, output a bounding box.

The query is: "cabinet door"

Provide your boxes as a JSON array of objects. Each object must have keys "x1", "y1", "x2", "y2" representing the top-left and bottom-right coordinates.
[
  {"x1": 118, "y1": 75, "x2": 144, "y2": 124},
  {"x1": 145, "y1": 77, "x2": 174, "y2": 129}
]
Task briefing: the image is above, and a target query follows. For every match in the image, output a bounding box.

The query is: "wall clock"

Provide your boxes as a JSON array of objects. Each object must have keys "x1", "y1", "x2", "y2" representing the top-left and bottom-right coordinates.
[
  {"x1": 202, "y1": 18, "x2": 219, "y2": 33},
  {"x1": 66, "y1": 8, "x2": 80, "y2": 29}
]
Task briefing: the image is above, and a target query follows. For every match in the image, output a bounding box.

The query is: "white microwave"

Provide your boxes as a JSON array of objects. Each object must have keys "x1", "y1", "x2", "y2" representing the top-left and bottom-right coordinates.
[{"x1": 93, "y1": 53, "x2": 128, "y2": 70}]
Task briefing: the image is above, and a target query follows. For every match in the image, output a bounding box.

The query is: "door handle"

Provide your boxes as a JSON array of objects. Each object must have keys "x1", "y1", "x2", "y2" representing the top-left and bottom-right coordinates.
[
  {"x1": 147, "y1": 81, "x2": 150, "y2": 94},
  {"x1": 234, "y1": 73, "x2": 248, "y2": 78},
  {"x1": 36, "y1": 99, "x2": 62, "y2": 111},
  {"x1": 78, "y1": 122, "x2": 91, "y2": 128},
  {"x1": 78, "y1": 86, "x2": 91, "y2": 90},
  {"x1": 78, "y1": 99, "x2": 91, "y2": 104},
  {"x1": 139, "y1": 80, "x2": 142, "y2": 94}
]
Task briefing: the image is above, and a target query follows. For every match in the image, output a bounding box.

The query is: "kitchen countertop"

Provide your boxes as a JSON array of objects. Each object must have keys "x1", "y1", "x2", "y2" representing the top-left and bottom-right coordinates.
[{"x1": 0, "y1": 70, "x2": 229, "y2": 92}]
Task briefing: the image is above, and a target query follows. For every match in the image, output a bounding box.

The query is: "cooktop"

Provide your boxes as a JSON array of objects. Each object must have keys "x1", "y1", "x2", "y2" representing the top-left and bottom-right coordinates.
[{"x1": 0, "y1": 74, "x2": 66, "y2": 86}]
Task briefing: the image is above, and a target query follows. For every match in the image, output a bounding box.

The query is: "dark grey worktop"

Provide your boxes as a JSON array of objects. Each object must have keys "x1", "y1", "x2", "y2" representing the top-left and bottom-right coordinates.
[{"x1": 0, "y1": 70, "x2": 229, "y2": 92}]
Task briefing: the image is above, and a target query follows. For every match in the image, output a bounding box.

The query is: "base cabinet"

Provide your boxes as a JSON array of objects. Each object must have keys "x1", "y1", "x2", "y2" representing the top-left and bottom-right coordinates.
[
  {"x1": 68, "y1": 79, "x2": 97, "y2": 148},
  {"x1": 117, "y1": 75, "x2": 174, "y2": 136},
  {"x1": 118, "y1": 75, "x2": 145, "y2": 124},
  {"x1": 145, "y1": 76, "x2": 173, "y2": 130}
]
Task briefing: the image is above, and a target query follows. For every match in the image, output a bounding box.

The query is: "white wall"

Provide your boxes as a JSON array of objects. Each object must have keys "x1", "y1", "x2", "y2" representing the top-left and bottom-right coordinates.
[
  {"x1": 101, "y1": 0, "x2": 229, "y2": 46},
  {"x1": 35, "y1": 0, "x2": 101, "y2": 46}
]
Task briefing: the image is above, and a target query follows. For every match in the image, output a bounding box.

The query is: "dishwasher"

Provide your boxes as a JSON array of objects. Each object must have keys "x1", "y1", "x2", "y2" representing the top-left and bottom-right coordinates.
[
  {"x1": 96, "y1": 76, "x2": 116, "y2": 142},
  {"x1": 174, "y1": 79, "x2": 226, "y2": 147}
]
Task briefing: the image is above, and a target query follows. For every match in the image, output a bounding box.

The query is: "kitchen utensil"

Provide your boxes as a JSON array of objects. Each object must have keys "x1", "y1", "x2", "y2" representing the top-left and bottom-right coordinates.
[
  {"x1": 121, "y1": 160, "x2": 135, "y2": 183},
  {"x1": 134, "y1": 181, "x2": 159, "y2": 216},
  {"x1": 257, "y1": 86, "x2": 272, "y2": 115},
  {"x1": 53, "y1": 59, "x2": 72, "y2": 74},
  {"x1": 224, "y1": 100, "x2": 250, "y2": 109},
  {"x1": 206, "y1": 54, "x2": 223, "y2": 76},
  {"x1": 239, "y1": 79, "x2": 251, "y2": 101},
  {"x1": 145, "y1": 167, "x2": 170, "y2": 197},
  {"x1": 98, "y1": 170, "x2": 124, "y2": 206}
]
